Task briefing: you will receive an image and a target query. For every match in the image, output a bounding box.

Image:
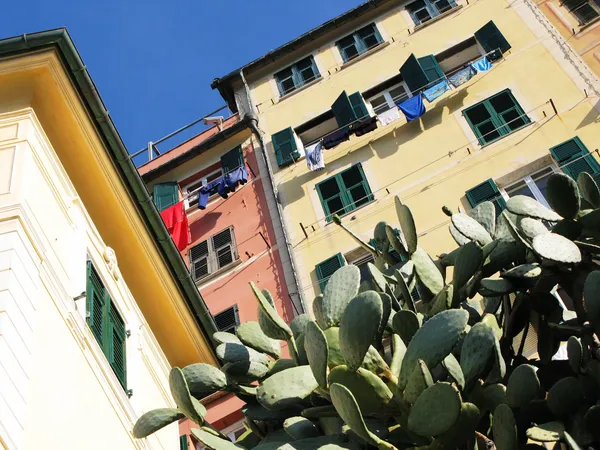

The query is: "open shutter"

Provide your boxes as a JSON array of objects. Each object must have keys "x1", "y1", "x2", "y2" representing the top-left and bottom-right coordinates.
[
  {"x1": 221, "y1": 145, "x2": 244, "y2": 174},
  {"x1": 551, "y1": 137, "x2": 600, "y2": 184},
  {"x1": 417, "y1": 55, "x2": 444, "y2": 85},
  {"x1": 332, "y1": 91, "x2": 358, "y2": 127},
  {"x1": 180, "y1": 435, "x2": 188, "y2": 450},
  {"x1": 214, "y1": 305, "x2": 240, "y2": 333},
  {"x1": 349, "y1": 92, "x2": 369, "y2": 120},
  {"x1": 466, "y1": 178, "x2": 506, "y2": 215},
  {"x1": 108, "y1": 300, "x2": 127, "y2": 389},
  {"x1": 475, "y1": 21, "x2": 511, "y2": 61},
  {"x1": 153, "y1": 182, "x2": 179, "y2": 212},
  {"x1": 272, "y1": 127, "x2": 300, "y2": 168},
  {"x1": 316, "y1": 253, "x2": 346, "y2": 292},
  {"x1": 86, "y1": 262, "x2": 105, "y2": 346},
  {"x1": 212, "y1": 227, "x2": 236, "y2": 269},
  {"x1": 400, "y1": 54, "x2": 430, "y2": 94}
]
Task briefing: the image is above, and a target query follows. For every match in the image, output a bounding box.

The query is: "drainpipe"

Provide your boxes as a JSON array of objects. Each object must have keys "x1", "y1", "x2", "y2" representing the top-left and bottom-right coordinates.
[{"x1": 240, "y1": 70, "x2": 308, "y2": 315}]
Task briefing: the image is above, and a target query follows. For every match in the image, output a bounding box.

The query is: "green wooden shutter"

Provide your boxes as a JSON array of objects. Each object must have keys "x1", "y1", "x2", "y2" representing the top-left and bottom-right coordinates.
[
  {"x1": 272, "y1": 127, "x2": 300, "y2": 167},
  {"x1": 108, "y1": 300, "x2": 127, "y2": 389},
  {"x1": 153, "y1": 182, "x2": 179, "y2": 212},
  {"x1": 475, "y1": 21, "x2": 511, "y2": 60},
  {"x1": 316, "y1": 253, "x2": 346, "y2": 292},
  {"x1": 332, "y1": 91, "x2": 358, "y2": 127},
  {"x1": 86, "y1": 262, "x2": 105, "y2": 346},
  {"x1": 180, "y1": 435, "x2": 188, "y2": 450},
  {"x1": 220, "y1": 145, "x2": 244, "y2": 174},
  {"x1": 400, "y1": 54, "x2": 430, "y2": 94},
  {"x1": 551, "y1": 137, "x2": 600, "y2": 183},
  {"x1": 349, "y1": 92, "x2": 369, "y2": 120},
  {"x1": 417, "y1": 55, "x2": 444, "y2": 85},
  {"x1": 466, "y1": 178, "x2": 506, "y2": 215}
]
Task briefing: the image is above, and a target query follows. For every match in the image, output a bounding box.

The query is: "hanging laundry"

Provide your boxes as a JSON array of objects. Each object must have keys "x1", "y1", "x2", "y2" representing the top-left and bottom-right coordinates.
[
  {"x1": 447, "y1": 66, "x2": 475, "y2": 88},
  {"x1": 422, "y1": 79, "x2": 451, "y2": 103},
  {"x1": 223, "y1": 166, "x2": 249, "y2": 193},
  {"x1": 160, "y1": 201, "x2": 191, "y2": 251},
  {"x1": 323, "y1": 126, "x2": 350, "y2": 149},
  {"x1": 471, "y1": 56, "x2": 492, "y2": 73},
  {"x1": 198, "y1": 178, "x2": 227, "y2": 210},
  {"x1": 397, "y1": 95, "x2": 426, "y2": 122},
  {"x1": 378, "y1": 108, "x2": 401, "y2": 126},
  {"x1": 351, "y1": 116, "x2": 379, "y2": 137},
  {"x1": 305, "y1": 141, "x2": 325, "y2": 171}
]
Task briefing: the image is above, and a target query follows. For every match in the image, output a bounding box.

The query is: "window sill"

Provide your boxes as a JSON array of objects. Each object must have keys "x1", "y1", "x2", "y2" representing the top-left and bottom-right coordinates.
[
  {"x1": 338, "y1": 41, "x2": 390, "y2": 71},
  {"x1": 277, "y1": 77, "x2": 323, "y2": 103},
  {"x1": 578, "y1": 16, "x2": 600, "y2": 32},
  {"x1": 325, "y1": 198, "x2": 376, "y2": 225},
  {"x1": 194, "y1": 257, "x2": 243, "y2": 286},
  {"x1": 479, "y1": 122, "x2": 534, "y2": 148},
  {"x1": 410, "y1": 5, "x2": 463, "y2": 33}
]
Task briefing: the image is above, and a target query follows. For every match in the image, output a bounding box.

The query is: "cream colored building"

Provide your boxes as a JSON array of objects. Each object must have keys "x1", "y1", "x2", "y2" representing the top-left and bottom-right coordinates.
[{"x1": 0, "y1": 30, "x2": 217, "y2": 449}]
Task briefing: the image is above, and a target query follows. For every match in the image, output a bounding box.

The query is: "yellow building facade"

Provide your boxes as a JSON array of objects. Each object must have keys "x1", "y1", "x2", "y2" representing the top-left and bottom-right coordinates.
[
  {"x1": 0, "y1": 30, "x2": 217, "y2": 449},
  {"x1": 212, "y1": 0, "x2": 600, "y2": 311}
]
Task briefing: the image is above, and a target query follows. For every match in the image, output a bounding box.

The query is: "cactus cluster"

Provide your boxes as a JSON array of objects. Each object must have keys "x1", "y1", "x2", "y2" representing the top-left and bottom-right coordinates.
[{"x1": 134, "y1": 172, "x2": 600, "y2": 450}]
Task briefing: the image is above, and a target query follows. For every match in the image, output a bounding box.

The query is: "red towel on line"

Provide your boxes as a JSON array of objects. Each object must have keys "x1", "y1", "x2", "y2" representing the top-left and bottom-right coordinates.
[{"x1": 160, "y1": 201, "x2": 191, "y2": 251}]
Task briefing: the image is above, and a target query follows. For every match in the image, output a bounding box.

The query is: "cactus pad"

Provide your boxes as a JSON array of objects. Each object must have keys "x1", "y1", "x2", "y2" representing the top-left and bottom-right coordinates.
[
  {"x1": 132, "y1": 408, "x2": 185, "y2": 438},
  {"x1": 532, "y1": 233, "x2": 582, "y2": 264},
  {"x1": 374, "y1": 221, "x2": 390, "y2": 252},
  {"x1": 251, "y1": 283, "x2": 293, "y2": 340},
  {"x1": 506, "y1": 364, "x2": 540, "y2": 408},
  {"x1": 404, "y1": 359, "x2": 434, "y2": 404},
  {"x1": 578, "y1": 172, "x2": 600, "y2": 208},
  {"x1": 468, "y1": 201, "x2": 496, "y2": 236},
  {"x1": 329, "y1": 383, "x2": 380, "y2": 446},
  {"x1": 443, "y1": 353, "x2": 465, "y2": 390},
  {"x1": 170, "y1": 367, "x2": 206, "y2": 425},
  {"x1": 584, "y1": 271, "x2": 600, "y2": 332},
  {"x1": 191, "y1": 428, "x2": 243, "y2": 450},
  {"x1": 502, "y1": 264, "x2": 541, "y2": 280},
  {"x1": 408, "y1": 382, "x2": 462, "y2": 437},
  {"x1": 493, "y1": 404, "x2": 517, "y2": 450},
  {"x1": 183, "y1": 363, "x2": 228, "y2": 397},
  {"x1": 322, "y1": 265, "x2": 361, "y2": 327},
  {"x1": 222, "y1": 360, "x2": 269, "y2": 380},
  {"x1": 526, "y1": 422, "x2": 565, "y2": 442},
  {"x1": 268, "y1": 359, "x2": 297, "y2": 376},
  {"x1": 304, "y1": 321, "x2": 329, "y2": 388},
  {"x1": 546, "y1": 173, "x2": 580, "y2": 219},
  {"x1": 547, "y1": 376, "x2": 583, "y2": 417},
  {"x1": 453, "y1": 242, "x2": 483, "y2": 291},
  {"x1": 237, "y1": 321, "x2": 282, "y2": 359},
  {"x1": 214, "y1": 332, "x2": 242, "y2": 345},
  {"x1": 460, "y1": 322, "x2": 496, "y2": 387},
  {"x1": 506, "y1": 195, "x2": 562, "y2": 221},
  {"x1": 411, "y1": 247, "x2": 444, "y2": 295},
  {"x1": 392, "y1": 310, "x2": 421, "y2": 346},
  {"x1": 283, "y1": 417, "x2": 322, "y2": 440},
  {"x1": 567, "y1": 336, "x2": 583, "y2": 374},
  {"x1": 390, "y1": 334, "x2": 406, "y2": 378},
  {"x1": 257, "y1": 366, "x2": 318, "y2": 410},
  {"x1": 339, "y1": 291, "x2": 383, "y2": 371},
  {"x1": 397, "y1": 201, "x2": 418, "y2": 254},
  {"x1": 439, "y1": 402, "x2": 480, "y2": 448},
  {"x1": 368, "y1": 263, "x2": 388, "y2": 294},
  {"x1": 400, "y1": 309, "x2": 469, "y2": 388},
  {"x1": 451, "y1": 213, "x2": 493, "y2": 245},
  {"x1": 483, "y1": 383, "x2": 507, "y2": 412},
  {"x1": 328, "y1": 365, "x2": 393, "y2": 414},
  {"x1": 216, "y1": 342, "x2": 271, "y2": 366},
  {"x1": 517, "y1": 217, "x2": 549, "y2": 240},
  {"x1": 312, "y1": 295, "x2": 328, "y2": 330},
  {"x1": 386, "y1": 224, "x2": 408, "y2": 261},
  {"x1": 291, "y1": 314, "x2": 311, "y2": 338},
  {"x1": 479, "y1": 277, "x2": 515, "y2": 294}
]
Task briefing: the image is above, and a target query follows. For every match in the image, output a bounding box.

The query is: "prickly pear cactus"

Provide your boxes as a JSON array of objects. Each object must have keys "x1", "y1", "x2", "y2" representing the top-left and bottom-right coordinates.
[{"x1": 135, "y1": 175, "x2": 600, "y2": 450}]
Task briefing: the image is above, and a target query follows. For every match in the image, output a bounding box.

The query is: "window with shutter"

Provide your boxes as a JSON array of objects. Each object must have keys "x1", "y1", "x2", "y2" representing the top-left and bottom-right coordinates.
[
  {"x1": 214, "y1": 305, "x2": 240, "y2": 333},
  {"x1": 316, "y1": 164, "x2": 374, "y2": 222},
  {"x1": 189, "y1": 227, "x2": 238, "y2": 282},
  {"x1": 272, "y1": 127, "x2": 300, "y2": 168},
  {"x1": 221, "y1": 146, "x2": 244, "y2": 174},
  {"x1": 348, "y1": 92, "x2": 369, "y2": 121},
  {"x1": 418, "y1": 55, "x2": 444, "y2": 86},
  {"x1": 465, "y1": 178, "x2": 506, "y2": 215},
  {"x1": 550, "y1": 137, "x2": 600, "y2": 184},
  {"x1": 109, "y1": 303, "x2": 127, "y2": 389},
  {"x1": 332, "y1": 91, "x2": 358, "y2": 127},
  {"x1": 336, "y1": 23, "x2": 383, "y2": 63},
  {"x1": 400, "y1": 54, "x2": 431, "y2": 94},
  {"x1": 561, "y1": 0, "x2": 600, "y2": 24},
  {"x1": 212, "y1": 228, "x2": 236, "y2": 269},
  {"x1": 316, "y1": 253, "x2": 346, "y2": 292},
  {"x1": 87, "y1": 262, "x2": 105, "y2": 345},
  {"x1": 153, "y1": 182, "x2": 179, "y2": 212},
  {"x1": 179, "y1": 435, "x2": 188, "y2": 450},
  {"x1": 275, "y1": 56, "x2": 321, "y2": 96},
  {"x1": 474, "y1": 21, "x2": 511, "y2": 61},
  {"x1": 406, "y1": 0, "x2": 458, "y2": 25}
]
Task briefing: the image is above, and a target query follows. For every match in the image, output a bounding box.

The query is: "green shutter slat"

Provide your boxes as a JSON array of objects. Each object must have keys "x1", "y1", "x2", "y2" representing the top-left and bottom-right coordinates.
[
  {"x1": 272, "y1": 127, "x2": 300, "y2": 168},
  {"x1": 86, "y1": 262, "x2": 105, "y2": 346},
  {"x1": 466, "y1": 178, "x2": 506, "y2": 215},
  {"x1": 180, "y1": 435, "x2": 188, "y2": 450},
  {"x1": 417, "y1": 55, "x2": 444, "y2": 85},
  {"x1": 400, "y1": 54, "x2": 430, "y2": 94},
  {"x1": 551, "y1": 137, "x2": 600, "y2": 182},
  {"x1": 108, "y1": 300, "x2": 127, "y2": 389},
  {"x1": 332, "y1": 91, "x2": 358, "y2": 127},
  {"x1": 220, "y1": 145, "x2": 244, "y2": 174},
  {"x1": 474, "y1": 21, "x2": 511, "y2": 60},
  {"x1": 550, "y1": 136, "x2": 586, "y2": 163},
  {"x1": 349, "y1": 92, "x2": 369, "y2": 120},
  {"x1": 153, "y1": 182, "x2": 179, "y2": 212},
  {"x1": 316, "y1": 253, "x2": 345, "y2": 292}
]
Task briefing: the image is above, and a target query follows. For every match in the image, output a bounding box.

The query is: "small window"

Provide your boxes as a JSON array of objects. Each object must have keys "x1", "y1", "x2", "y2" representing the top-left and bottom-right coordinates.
[
  {"x1": 550, "y1": 136, "x2": 600, "y2": 184},
  {"x1": 214, "y1": 305, "x2": 240, "y2": 333},
  {"x1": 189, "y1": 227, "x2": 238, "y2": 282},
  {"x1": 153, "y1": 182, "x2": 179, "y2": 212},
  {"x1": 368, "y1": 83, "x2": 410, "y2": 114},
  {"x1": 184, "y1": 169, "x2": 223, "y2": 209},
  {"x1": 561, "y1": 0, "x2": 600, "y2": 25},
  {"x1": 275, "y1": 56, "x2": 320, "y2": 96},
  {"x1": 465, "y1": 178, "x2": 506, "y2": 215},
  {"x1": 463, "y1": 89, "x2": 530, "y2": 145},
  {"x1": 316, "y1": 164, "x2": 374, "y2": 222},
  {"x1": 86, "y1": 261, "x2": 127, "y2": 390},
  {"x1": 316, "y1": 253, "x2": 346, "y2": 292},
  {"x1": 406, "y1": 0, "x2": 457, "y2": 26},
  {"x1": 336, "y1": 23, "x2": 383, "y2": 63}
]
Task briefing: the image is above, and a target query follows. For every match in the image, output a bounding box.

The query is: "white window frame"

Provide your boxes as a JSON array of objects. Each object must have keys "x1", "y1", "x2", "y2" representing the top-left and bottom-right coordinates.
[
  {"x1": 183, "y1": 168, "x2": 224, "y2": 210},
  {"x1": 367, "y1": 82, "x2": 411, "y2": 115},
  {"x1": 500, "y1": 165, "x2": 559, "y2": 209},
  {"x1": 190, "y1": 226, "x2": 239, "y2": 283}
]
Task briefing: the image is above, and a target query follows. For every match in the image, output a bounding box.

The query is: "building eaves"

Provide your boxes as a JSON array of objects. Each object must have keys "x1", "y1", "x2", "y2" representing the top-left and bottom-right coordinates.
[{"x1": 0, "y1": 28, "x2": 219, "y2": 353}]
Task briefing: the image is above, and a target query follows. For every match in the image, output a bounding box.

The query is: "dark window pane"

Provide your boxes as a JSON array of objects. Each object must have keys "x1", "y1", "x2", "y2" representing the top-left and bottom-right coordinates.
[
  {"x1": 433, "y1": 0, "x2": 454, "y2": 12},
  {"x1": 575, "y1": 3, "x2": 599, "y2": 22},
  {"x1": 465, "y1": 104, "x2": 491, "y2": 125},
  {"x1": 281, "y1": 78, "x2": 296, "y2": 94},
  {"x1": 338, "y1": 36, "x2": 355, "y2": 48},
  {"x1": 344, "y1": 45, "x2": 359, "y2": 60},
  {"x1": 326, "y1": 196, "x2": 345, "y2": 216},
  {"x1": 489, "y1": 92, "x2": 515, "y2": 114},
  {"x1": 477, "y1": 121, "x2": 501, "y2": 143},
  {"x1": 194, "y1": 258, "x2": 209, "y2": 279},
  {"x1": 299, "y1": 68, "x2": 316, "y2": 83},
  {"x1": 415, "y1": 9, "x2": 433, "y2": 23},
  {"x1": 501, "y1": 109, "x2": 528, "y2": 131},
  {"x1": 217, "y1": 246, "x2": 233, "y2": 268},
  {"x1": 296, "y1": 58, "x2": 313, "y2": 70},
  {"x1": 357, "y1": 25, "x2": 376, "y2": 39},
  {"x1": 341, "y1": 167, "x2": 363, "y2": 187},
  {"x1": 534, "y1": 172, "x2": 553, "y2": 201},
  {"x1": 348, "y1": 184, "x2": 370, "y2": 208},
  {"x1": 319, "y1": 178, "x2": 341, "y2": 199},
  {"x1": 363, "y1": 35, "x2": 380, "y2": 50},
  {"x1": 506, "y1": 180, "x2": 535, "y2": 198}
]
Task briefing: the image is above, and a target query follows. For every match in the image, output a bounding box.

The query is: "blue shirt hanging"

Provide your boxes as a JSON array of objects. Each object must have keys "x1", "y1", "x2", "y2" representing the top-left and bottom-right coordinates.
[
  {"x1": 422, "y1": 80, "x2": 451, "y2": 103},
  {"x1": 447, "y1": 66, "x2": 475, "y2": 88},
  {"x1": 397, "y1": 95, "x2": 426, "y2": 122},
  {"x1": 471, "y1": 56, "x2": 492, "y2": 73}
]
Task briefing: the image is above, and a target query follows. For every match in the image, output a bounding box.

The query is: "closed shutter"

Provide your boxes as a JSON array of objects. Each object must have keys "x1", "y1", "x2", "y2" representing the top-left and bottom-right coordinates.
[
  {"x1": 551, "y1": 137, "x2": 600, "y2": 184},
  {"x1": 214, "y1": 305, "x2": 240, "y2": 333},
  {"x1": 349, "y1": 92, "x2": 369, "y2": 120},
  {"x1": 272, "y1": 127, "x2": 300, "y2": 167},
  {"x1": 220, "y1": 146, "x2": 244, "y2": 174},
  {"x1": 153, "y1": 182, "x2": 179, "y2": 212},
  {"x1": 212, "y1": 227, "x2": 236, "y2": 269},
  {"x1": 190, "y1": 240, "x2": 210, "y2": 280},
  {"x1": 108, "y1": 301, "x2": 127, "y2": 389},
  {"x1": 332, "y1": 91, "x2": 358, "y2": 127},
  {"x1": 180, "y1": 435, "x2": 188, "y2": 450},
  {"x1": 475, "y1": 21, "x2": 511, "y2": 61},
  {"x1": 86, "y1": 262, "x2": 105, "y2": 346},
  {"x1": 400, "y1": 54, "x2": 430, "y2": 94},
  {"x1": 417, "y1": 55, "x2": 444, "y2": 85},
  {"x1": 466, "y1": 178, "x2": 506, "y2": 215},
  {"x1": 316, "y1": 253, "x2": 346, "y2": 292}
]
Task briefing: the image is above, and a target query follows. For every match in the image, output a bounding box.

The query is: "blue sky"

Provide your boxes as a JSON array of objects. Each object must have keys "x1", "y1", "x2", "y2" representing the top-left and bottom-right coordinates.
[{"x1": 0, "y1": 0, "x2": 364, "y2": 161}]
